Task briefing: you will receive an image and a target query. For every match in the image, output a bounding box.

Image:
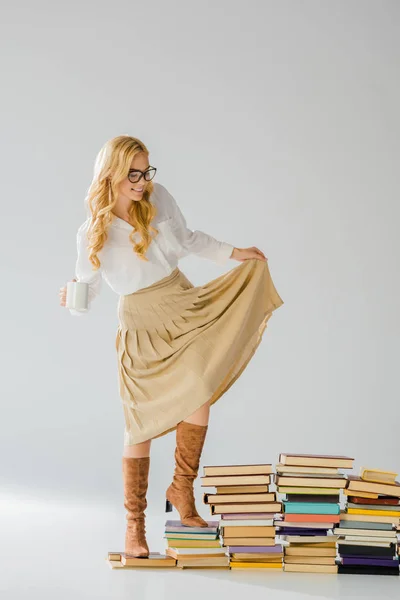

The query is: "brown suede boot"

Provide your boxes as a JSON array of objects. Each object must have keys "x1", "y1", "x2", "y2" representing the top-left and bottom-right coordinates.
[
  {"x1": 122, "y1": 456, "x2": 150, "y2": 557},
  {"x1": 165, "y1": 421, "x2": 209, "y2": 527}
]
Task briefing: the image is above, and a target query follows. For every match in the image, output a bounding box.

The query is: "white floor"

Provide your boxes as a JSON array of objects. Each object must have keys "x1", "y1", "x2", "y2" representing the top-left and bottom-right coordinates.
[{"x1": 2, "y1": 491, "x2": 399, "y2": 600}]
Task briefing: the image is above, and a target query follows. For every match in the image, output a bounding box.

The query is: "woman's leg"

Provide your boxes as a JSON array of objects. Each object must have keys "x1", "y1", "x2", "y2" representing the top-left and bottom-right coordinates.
[
  {"x1": 123, "y1": 439, "x2": 151, "y2": 457},
  {"x1": 166, "y1": 400, "x2": 212, "y2": 527},
  {"x1": 183, "y1": 399, "x2": 211, "y2": 426},
  {"x1": 122, "y1": 438, "x2": 152, "y2": 557}
]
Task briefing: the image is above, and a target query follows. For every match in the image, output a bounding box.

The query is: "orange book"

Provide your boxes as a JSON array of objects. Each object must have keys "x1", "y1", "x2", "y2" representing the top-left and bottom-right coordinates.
[
  {"x1": 343, "y1": 489, "x2": 378, "y2": 499},
  {"x1": 284, "y1": 513, "x2": 341, "y2": 523}
]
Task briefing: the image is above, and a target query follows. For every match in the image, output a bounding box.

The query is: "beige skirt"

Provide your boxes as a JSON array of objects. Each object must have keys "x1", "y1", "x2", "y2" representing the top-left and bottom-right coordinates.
[{"x1": 115, "y1": 258, "x2": 284, "y2": 445}]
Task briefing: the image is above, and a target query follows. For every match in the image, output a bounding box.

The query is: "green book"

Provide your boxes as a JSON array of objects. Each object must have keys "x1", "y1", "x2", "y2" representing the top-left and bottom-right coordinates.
[
  {"x1": 338, "y1": 521, "x2": 393, "y2": 531},
  {"x1": 283, "y1": 501, "x2": 340, "y2": 515}
]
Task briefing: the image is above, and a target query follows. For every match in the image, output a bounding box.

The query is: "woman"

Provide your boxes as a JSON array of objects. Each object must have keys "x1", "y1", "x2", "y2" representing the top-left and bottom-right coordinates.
[{"x1": 59, "y1": 135, "x2": 284, "y2": 558}]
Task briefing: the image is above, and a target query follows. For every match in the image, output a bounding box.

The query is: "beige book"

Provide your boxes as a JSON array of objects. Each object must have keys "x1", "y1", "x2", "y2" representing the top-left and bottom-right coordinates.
[
  {"x1": 283, "y1": 536, "x2": 338, "y2": 544},
  {"x1": 360, "y1": 467, "x2": 398, "y2": 485},
  {"x1": 285, "y1": 546, "x2": 336, "y2": 557},
  {"x1": 275, "y1": 475, "x2": 346, "y2": 488},
  {"x1": 277, "y1": 486, "x2": 341, "y2": 495},
  {"x1": 211, "y1": 502, "x2": 281, "y2": 514},
  {"x1": 346, "y1": 475, "x2": 400, "y2": 498},
  {"x1": 284, "y1": 556, "x2": 336, "y2": 565},
  {"x1": 289, "y1": 542, "x2": 337, "y2": 548},
  {"x1": 221, "y1": 525, "x2": 275, "y2": 537},
  {"x1": 223, "y1": 537, "x2": 276, "y2": 546},
  {"x1": 284, "y1": 563, "x2": 338, "y2": 573},
  {"x1": 279, "y1": 453, "x2": 353, "y2": 469},
  {"x1": 203, "y1": 464, "x2": 273, "y2": 476},
  {"x1": 121, "y1": 552, "x2": 176, "y2": 567},
  {"x1": 216, "y1": 485, "x2": 270, "y2": 494},
  {"x1": 276, "y1": 464, "x2": 339, "y2": 475},
  {"x1": 201, "y1": 475, "x2": 270, "y2": 487},
  {"x1": 177, "y1": 556, "x2": 230, "y2": 568}
]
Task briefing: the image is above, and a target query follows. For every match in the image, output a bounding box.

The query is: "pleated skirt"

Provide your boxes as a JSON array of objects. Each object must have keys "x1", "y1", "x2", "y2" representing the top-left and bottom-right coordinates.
[{"x1": 115, "y1": 258, "x2": 284, "y2": 445}]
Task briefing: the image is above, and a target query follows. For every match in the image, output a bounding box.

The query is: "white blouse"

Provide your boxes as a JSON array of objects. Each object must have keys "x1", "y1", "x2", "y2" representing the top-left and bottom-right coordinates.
[{"x1": 69, "y1": 182, "x2": 235, "y2": 315}]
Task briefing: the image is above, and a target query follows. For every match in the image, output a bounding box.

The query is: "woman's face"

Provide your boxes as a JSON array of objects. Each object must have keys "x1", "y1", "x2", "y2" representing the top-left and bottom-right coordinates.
[{"x1": 118, "y1": 152, "x2": 152, "y2": 203}]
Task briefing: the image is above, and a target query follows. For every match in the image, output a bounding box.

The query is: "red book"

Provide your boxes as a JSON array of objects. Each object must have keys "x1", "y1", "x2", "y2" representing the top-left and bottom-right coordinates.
[
  {"x1": 348, "y1": 496, "x2": 400, "y2": 506},
  {"x1": 284, "y1": 513, "x2": 341, "y2": 523}
]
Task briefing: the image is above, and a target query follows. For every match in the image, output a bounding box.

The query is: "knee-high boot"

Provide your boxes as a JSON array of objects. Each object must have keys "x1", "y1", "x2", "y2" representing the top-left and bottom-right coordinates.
[
  {"x1": 165, "y1": 421, "x2": 209, "y2": 527},
  {"x1": 122, "y1": 456, "x2": 150, "y2": 557}
]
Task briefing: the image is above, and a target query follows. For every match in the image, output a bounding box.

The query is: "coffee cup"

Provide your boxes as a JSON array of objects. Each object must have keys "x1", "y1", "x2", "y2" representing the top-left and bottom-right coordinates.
[{"x1": 66, "y1": 281, "x2": 89, "y2": 311}]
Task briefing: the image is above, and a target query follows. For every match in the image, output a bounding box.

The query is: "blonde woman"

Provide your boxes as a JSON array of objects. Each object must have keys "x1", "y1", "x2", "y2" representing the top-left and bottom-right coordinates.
[{"x1": 59, "y1": 135, "x2": 284, "y2": 558}]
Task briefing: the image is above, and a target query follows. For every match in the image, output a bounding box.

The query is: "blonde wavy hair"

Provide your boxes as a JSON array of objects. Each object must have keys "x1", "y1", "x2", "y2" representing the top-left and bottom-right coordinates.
[{"x1": 84, "y1": 135, "x2": 159, "y2": 270}]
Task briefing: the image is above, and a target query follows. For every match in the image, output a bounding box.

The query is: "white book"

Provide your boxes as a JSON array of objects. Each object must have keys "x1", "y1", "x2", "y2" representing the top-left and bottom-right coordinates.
[
  {"x1": 338, "y1": 539, "x2": 392, "y2": 547},
  {"x1": 334, "y1": 527, "x2": 396, "y2": 538},
  {"x1": 338, "y1": 535, "x2": 397, "y2": 544},
  {"x1": 168, "y1": 546, "x2": 227, "y2": 555}
]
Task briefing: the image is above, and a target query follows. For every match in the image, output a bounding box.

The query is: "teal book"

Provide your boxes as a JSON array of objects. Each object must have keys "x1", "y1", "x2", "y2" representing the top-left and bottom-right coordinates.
[{"x1": 283, "y1": 501, "x2": 340, "y2": 515}]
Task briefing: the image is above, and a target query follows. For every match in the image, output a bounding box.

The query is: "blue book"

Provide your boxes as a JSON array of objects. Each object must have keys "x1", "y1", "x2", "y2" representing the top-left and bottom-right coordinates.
[{"x1": 283, "y1": 501, "x2": 340, "y2": 515}]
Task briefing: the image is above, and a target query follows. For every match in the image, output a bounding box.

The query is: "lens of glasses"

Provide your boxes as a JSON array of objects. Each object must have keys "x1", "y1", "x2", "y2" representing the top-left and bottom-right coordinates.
[
  {"x1": 144, "y1": 168, "x2": 156, "y2": 181},
  {"x1": 128, "y1": 168, "x2": 156, "y2": 183}
]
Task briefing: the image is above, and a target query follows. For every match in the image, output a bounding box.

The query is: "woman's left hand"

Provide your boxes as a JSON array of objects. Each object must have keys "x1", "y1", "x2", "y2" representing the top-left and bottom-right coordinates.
[{"x1": 230, "y1": 247, "x2": 268, "y2": 262}]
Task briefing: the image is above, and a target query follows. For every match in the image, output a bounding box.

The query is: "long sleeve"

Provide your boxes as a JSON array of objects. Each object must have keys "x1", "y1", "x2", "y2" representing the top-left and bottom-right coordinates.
[
  {"x1": 69, "y1": 219, "x2": 103, "y2": 316},
  {"x1": 165, "y1": 187, "x2": 235, "y2": 265}
]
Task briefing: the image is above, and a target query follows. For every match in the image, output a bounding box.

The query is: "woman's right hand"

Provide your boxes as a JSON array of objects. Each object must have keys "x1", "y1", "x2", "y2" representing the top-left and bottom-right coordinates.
[{"x1": 59, "y1": 278, "x2": 77, "y2": 307}]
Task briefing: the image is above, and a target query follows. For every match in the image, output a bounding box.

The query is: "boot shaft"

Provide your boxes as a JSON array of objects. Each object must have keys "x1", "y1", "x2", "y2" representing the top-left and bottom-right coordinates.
[{"x1": 122, "y1": 456, "x2": 150, "y2": 518}]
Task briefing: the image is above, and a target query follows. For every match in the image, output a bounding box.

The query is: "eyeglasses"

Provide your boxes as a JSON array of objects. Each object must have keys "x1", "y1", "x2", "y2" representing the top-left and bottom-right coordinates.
[{"x1": 128, "y1": 166, "x2": 157, "y2": 184}]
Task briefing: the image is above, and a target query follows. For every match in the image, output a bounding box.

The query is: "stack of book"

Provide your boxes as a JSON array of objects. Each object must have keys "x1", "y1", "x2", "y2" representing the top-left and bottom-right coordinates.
[
  {"x1": 201, "y1": 463, "x2": 284, "y2": 569},
  {"x1": 275, "y1": 453, "x2": 354, "y2": 573},
  {"x1": 336, "y1": 467, "x2": 400, "y2": 576},
  {"x1": 164, "y1": 520, "x2": 229, "y2": 569}
]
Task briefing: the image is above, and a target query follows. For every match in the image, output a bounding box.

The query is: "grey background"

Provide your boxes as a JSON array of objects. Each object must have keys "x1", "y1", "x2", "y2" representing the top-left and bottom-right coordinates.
[{"x1": 1, "y1": 2, "x2": 400, "y2": 597}]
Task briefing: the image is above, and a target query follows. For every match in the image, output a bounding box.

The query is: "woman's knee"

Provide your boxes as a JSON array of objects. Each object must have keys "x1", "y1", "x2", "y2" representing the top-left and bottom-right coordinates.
[{"x1": 123, "y1": 438, "x2": 152, "y2": 458}]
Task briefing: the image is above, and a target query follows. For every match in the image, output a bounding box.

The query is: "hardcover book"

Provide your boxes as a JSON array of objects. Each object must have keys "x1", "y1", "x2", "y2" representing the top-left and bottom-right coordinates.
[
  {"x1": 203, "y1": 464, "x2": 273, "y2": 476},
  {"x1": 279, "y1": 453, "x2": 354, "y2": 469}
]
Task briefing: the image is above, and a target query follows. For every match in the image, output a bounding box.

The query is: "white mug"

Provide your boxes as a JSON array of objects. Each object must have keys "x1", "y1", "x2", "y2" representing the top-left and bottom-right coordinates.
[{"x1": 66, "y1": 281, "x2": 89, "y2": 311}]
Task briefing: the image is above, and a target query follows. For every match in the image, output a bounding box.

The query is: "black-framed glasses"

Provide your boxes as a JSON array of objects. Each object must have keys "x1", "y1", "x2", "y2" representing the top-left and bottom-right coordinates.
[{"x1": 128, "y1": 166, "x2": 157, "y2": 184}]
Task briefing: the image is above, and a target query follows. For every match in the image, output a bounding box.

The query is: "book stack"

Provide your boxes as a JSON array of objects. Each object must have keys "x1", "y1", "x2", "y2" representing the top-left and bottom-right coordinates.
[
  {"x1": 275, "y1": 453, "x2": 354, "y2": 574},
  {"x1": 201, "y1": 463, "x2": 284, "y2": 569},
  {"x1": 164, "y1": 520, "x2": 229, "y2": 569},
  {"x1": 336, "y1": 467, "x2": 400, "y2": 576}
]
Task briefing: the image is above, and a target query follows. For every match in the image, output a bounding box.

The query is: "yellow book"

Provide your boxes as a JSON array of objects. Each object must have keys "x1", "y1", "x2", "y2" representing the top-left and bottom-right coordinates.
[
  {"x1": 347, "y1": 508, "x2": 400, "y2": 517},
  {"x1": 340, "y1": 511, "x2": 400, "y2": 525},
  {"x1": 360, "y1": 467, "x2": 398, "y2": 485},
  {"x1": 230, "y1": 561, "x2": 282, "y2": 569}
]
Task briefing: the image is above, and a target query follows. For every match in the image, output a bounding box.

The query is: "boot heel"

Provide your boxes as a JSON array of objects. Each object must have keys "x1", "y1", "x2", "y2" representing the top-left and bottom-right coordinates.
[{"x1": 165, "y1": 499, "x2": 173, "y2": 512}]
